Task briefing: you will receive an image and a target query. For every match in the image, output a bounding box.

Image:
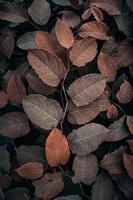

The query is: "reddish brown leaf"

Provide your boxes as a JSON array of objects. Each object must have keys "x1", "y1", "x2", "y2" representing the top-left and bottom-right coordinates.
[
  {"x1": 55, "y1": 18, "x2": 74, "y2": 49},
  {"x1": 46, "y1": 128, "x2": 70, "y2": 167},
  {"x1": 91, "y1": 5, "x2": 103, "y2": 22},
  {"x1": 127, "y1": 116, "x2": 133, "y2": 135},
  {"x1": 7, "y1": 72, "x2": 26, "y2": 105},
  {"x1": 123, "y1": 153, "x2": 133, "y2": 179},
  {"x1": 107, "y1": 104, "x2": 118, "y2": 119},
  {"x1": 79, "y1": 21, "x2": 109, "y2": 40},
  {"x1": 16, "y1": 162, "x2": 43, "y2": 180},
  {"x1": 127, "y1": 140, "x2": 133, "y2": 154},
  {"x1": 60, "y1": 11, "x2": 81, "y2": 28},
  {"x1": 0, "y1": 91, "x2": 8, "y2": 108},
  {"x1": 82, "y1": 8, "x2": 92, "y2": 20}
]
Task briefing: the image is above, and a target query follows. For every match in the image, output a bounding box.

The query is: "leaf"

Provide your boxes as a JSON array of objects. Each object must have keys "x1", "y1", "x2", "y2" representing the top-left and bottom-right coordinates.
[
  {"x1": 128, "y1": 140, "x2": 133, "y2": 154},
  {"x1": 100, "y1": 147, "x2": 125, "y2": 175},
  {"x1": 105, "y1": 116, "x2": 129, "y2": 142},
  {"x1": 107, "y1": 104, "x2": 118, "y2": 119},
  {"x1": 123, "y1": 153, "x2": 133, "y2": 178},
  {"x1": 67, "y1": 73, "x2": 106, "y2": 107},
  {"x1": 79, "y1": 21, "x2": 109, "y2": 40},
  {"x1": 0, "y1": 91, "x2": 8, "y2": 108},
  {"x1": 5, "y1": 187, "x2": 29, "y2": 200},
  {"x1": 0, "y1": 146, "x2": 10, "y2": 173},
  {"x1": 69, "y1": 38, "x2": 97, "y2": 67},
  {"x1": 28, "y1": 49, "x2": 66, "y2": 87},
  {"x1": 23, "y1": 94, "x2": 63, "y2": 130},
  {"x1": 16, "y1": 145, "x2": 45, "y2": 165},
  {"x1": 17, "y1": 32, "x2": 37, "y2": 50},
  {"x1": 67, "y1": 92, "x2": 110, "y2": 125},
  {"x1": 36, "y1": 31, "x2": 57, "y2": 54},
  {"x1": 55, "y1": 18, "x2": 74, "y2": 49},
  {"x1": 46, "y1": 128, "x2": 70, "y2": 167},
  {"x1": 54, "y1": 195, "x2": 82, "y2": 200},
  {"x1": 0, "y1": 174, "x2": 12, "y2": 189},
  {"x1": 72, "y1": 154, "x2": 99, "y2": 185},
  {"x1": 33, "y1": 172, "x2": 64, "y2": 200},
  {"x1": 68, "y1": 123, "x2": 108, "y2": 155},
  {"x1": 127, "y1": 116, "x2": 133, "y2": 134},
  {"x1": 16, "y1": 162, "x2": 44, "y2": 180},
  {"x1": 116, "y1": 80, "x2": 133, "y2": 104},
  {"x1": 28, "y1": 0, "x2": 51, "y2": 25},
  {"x1": 7, "y1": 72, "x2": 26, "y2": 105},
  {"x1": 0, "y1": 112, "x2": 30, "y2": 138},
  {"x1": 90, "y1": 0, "x2": 121, "y2": 15},
  {"x1": 97, "y1": 51, "x2": 118, "y2": 81},
  {"x1": 91, "y1": 6, "x2": 104, "y2": 22},
  {"x1": 91, "y1": 173, "x2": 115, "y2": 200},
  {"x1": 82, "y1": 8, "x2": 92, "y2": 20},
  {"x1": 0, "y1": 2, "x2": 28, "y2": 23},
  {"x1": 52, "y1": 0, "x2": 69, "y2": 6}
]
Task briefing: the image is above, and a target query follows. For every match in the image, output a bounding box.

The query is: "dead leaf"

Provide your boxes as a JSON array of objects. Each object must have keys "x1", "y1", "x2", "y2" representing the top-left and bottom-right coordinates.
[
  {"x1": 0, "y1": 112, "x2": 30, "y2": 138},
  {"x1": 23, "y1": 94, "x2": 63, "y2": 130},
  {"x1": 123, "y1": 153, "x2": 133, "y2": 179},
  {"x1": 127, "y1": 116, "x2": 133, "y2": 135},
  {"x1": 17, "y1": 32, "x2": 37, "y2": 50},
  {"x1": 107, "y1": 104, "x2": 118, "y2": 119},
  {"x1": 72, "y1": 154, "x2": 99, "y2": 185},
  {"x1": 33, "y1": 172, "x2": 64, "y2": 200},
  {"x1": 46, "y1": 128, "x2": 70, "y2": 167},
  {"x1": 128, "y1": 140, "x2": 133, "y2": 154},
  {"x1": 0, "y1": 91, "x2": 8, "y2": 108},
  {"x1": 68, "y1": 123, "x2": 108, "y2": 155},
  {"x1": 55, "y1": 18, "x2": 74, "y2": 49},
  {"x1": 82, "y1": 8, "x2": 92, "y2": 20},
  {"x1": 91, "y1": 6, "x2": 103, "y2": 22},
  {"x1": 16, "y1": 162, "x2": 44, "y2": 180},
  {"x1": 69, "y1": 38, "x2": 97, "y2": 67},
  {"x1": 7, "y1": 72, "x2": 26, "y2": 105},
  {"x1": 54, "y1": 195, "x2": 82, "y2": 200},
  {"x1": 28, "y1": 49, "x2": 66, "y2": 87},
  {"x1": 67, "y1": 73, "x2": 106, "y2": 107},
  {"x1": 79, "y1": 21, "x2": 109, "y2": 40}
]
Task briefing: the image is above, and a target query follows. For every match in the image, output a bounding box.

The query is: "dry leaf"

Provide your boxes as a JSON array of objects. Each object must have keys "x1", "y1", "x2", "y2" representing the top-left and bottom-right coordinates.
[
  {"x1": 54, "y1": 195, "x2": 82, "y2": 200},
  {"x1": 33, "y1": 172, "x2": 64, "y2": 200},
  {"x1": 128, "y1": 140, "x2": 133, "y2": 154},
  {"x1": 7, "y1": 72, "x2": 26, "y2": 105},
  {"x1": 28, "y1": 49, "x2": 66, "y2": 87},
  {"x1": 55, "y1": 18, "x2": 74, "y2": 49},
  {"x1": 91, "y1": 6, "x2": 103, "y2": 22},
  {"x1": 82, "y1": 8, "x2": 92, "y2": 20},
  {"x1": 79, "y1": 21, "x2": 109, "y2": 40},
  {"x1": 107, "y1": 104, "x2": 118, "y2": 119},
  {"x1": 46, "y1": 128, "x2": 70, "y2": 167},
  {"x1": 72, "y1": 154, "x2": 99, "y2": 185},
  {"x1": 69, "y1": 38, "x2": 97, "y2": 67},
  {"x1": 97, "y1": 51, "x2": 118, "y2": 81},
  {"x1": 123, "y1": 153, "x2": 133, "y2": 179},
  {"x1": 36, "y1": 31, "x2": 57, "y2": 55},
  {"x1": 17, "y1": 32, "x2": 37, "y2": 50},
  {"x1": 90, "y1": 0, "x2": 121, "y2": 15},
  {"x1": 127, "y1": 116, "x2": 133, "y2": 135},
  {"x1": 100, "y1": 147, "x2": 125, "y2": 175},
  {"x1": 60, "y1": 11, "x2": 80, "y2": 28},
  {"x1": 28, "y1": 0, "x2": 51, "y2": 25},
  {"x1": 67, "y1": 73, "x2": 106, "y2": 107},
  {"x1": 116, "y1": 80, "x2": 133, "y2": 104},
  {"x1": 0, "y1": 112, "x2": 30, "y2": 138},
  {"x1": 68, "y1": 123, "x2": 108, "y2": 155},
  {"x1": 16, "y1": 162, "x2": 43, "y2": 180},
  {"x1": 23, "y1": 94, "x2": 63, "y2": 130},
  {"x1": 0, "y1": 91, "x2": 8, "y2": 108}
]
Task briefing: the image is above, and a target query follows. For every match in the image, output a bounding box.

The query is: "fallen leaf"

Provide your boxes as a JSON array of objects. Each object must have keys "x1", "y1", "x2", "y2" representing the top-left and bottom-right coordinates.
[
  {"x1": 127, "y1": 116, "x2": 133, "y2": 134},
  {"x1": 67, "y1": 73, "x2": 106, "y2": 107},
  {"x1": 33, "y1": 172, "x2": 64, "y2": 199},
  {"x1": 54, "y1": 195, "x2": 82, "y2": 200},
  {"x1": 107, "y1": 104, "x2": 118, "y2": 119},
  {"x1": 128, "y1": 140, "x2": 133, "y2": 154},
  {"x1": 55, "y1": 18, "x2": 74, "y2": 49},
  {"x1": 0, "y1": 91, "x2": 8, "y2": 108},
  {"x1": 5, "y1": 187, "x2": 29, "y2": 200},
  {"x1": 82, "y1": 8, "x2": 92, "y2": 20},
  {"x1": 28, "y1": 49, "x2": 66, "y2": 87},
  {"x1": 23, "y1": 94, "x2": 63, "y2": 130},
  {"x1": 72, "y1": 154, "x2": 99, "y2": 185},
  {"x1": 68, "y1": 123, "x2": 108, "y2": 155},
  {"x1": 91, "y1": 6, "x2": 103, "y2": 22},
  {"x1": 123, "y1": 153, "x2": 133, "y2": 179},
  {"x1": 0, "y1": 174, "x2": 12, "y2": 189},
  {"x1": 69, "y1": 38, "x2": 97, "y2": 67},
  {"x1": 60, "y1": 11, "x2": 81, "y2": 28},
  {"x1": 17, "y1": 32, "x2": 37, "y2": 50},
  {"x1": 0, "y1": 146, "x2": 11, "y2": 173},
  {"x1": 46, "y1": 128, "x2": 70, "y2": 167}
]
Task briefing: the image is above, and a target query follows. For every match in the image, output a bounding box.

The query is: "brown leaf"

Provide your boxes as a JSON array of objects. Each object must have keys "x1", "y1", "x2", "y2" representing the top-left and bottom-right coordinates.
[
  {"x1": 79, "y1": 21, "x2": 109, "y2": 40},
  {"x1": 107, "y1": 104, "x2": 118, "y2": 119},
  {"x1": 23, "y1": 94, "x2": 63, "y2": 130},
  {"x1": 97, "y1": 51, "x2": 118, "y2": 81},
  {"x1": 55, "y1": 18, "x2": 74, "y2": 49},
  {"x1": 123, "y1": 153, "x2": 133, "y2": 179},
  {"x1": 100, "y1": 147, "x2": 125, "y2": 175},
  {"x1": 60, "y1": 11, "x2": 80, "y2": 28},
  {"x1": 0, "y1": 112, "x2": 30, "y2": 138},
  {"x1": 0, "y1": 91, "x2": 8, "y2": 108},
  {"x1": 28, "y1": 0, "x2": 51, "y2": 25},
  {"x1": 90, "y1": 0, "x2": 121, "y2": 15},
  {"x1": 69, "y1": 38, "x2": 97, "y2": 67},
  {"x1": 82, "y1": 8, "x2": 92, "y2": 20},
  {"x1": 127, "y1": 116, "x2": 133, "y2": 135},
  {"x1": 91, "y1": 6, "x2": 103, "y2": 22},
  {"x1": 128, "y1": 140, "x2": 133, "y2": 154},
  {"x1": 67, "y1": 73, "x2": 106, "y2": 107},
  {"x1": 36, "y1": 31, "x2": 57, "y2": 55},
  {"x1": 116, "y1": 80, "x2": 133, "y2": 104},
  {"x1": 72, "y1": 154, "x2": 99, "y2": 185},
  {"x1": 28, "y1": 49, "x2": 66, "y2": 87},
  {"x1": 33, "y1": 172, "x2": 64, "y2": 199},
  {"x1": 7, "y1": 72, "x2": 26, "y2": 105},
  {"x1": 105, "y1": 116, "x2": 129, "y2": 142},
  {"x1": 68, "y1": 123, "x2": 108, "y2": 155},
  {"x1": 46, "y1": 128, "x2": 70, "y2": 167},
  {"x1": 16, "y1": 162, "x2": 43, "y2": 180}
]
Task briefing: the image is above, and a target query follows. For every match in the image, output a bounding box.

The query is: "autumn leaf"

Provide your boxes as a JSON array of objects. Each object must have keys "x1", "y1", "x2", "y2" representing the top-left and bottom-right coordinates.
[
  {"x1": 127, "y1": 116, "x2": 133, "y2": 135},
  {"x1": 107, "y1": 104, "x2": 118, "y2": 119},
  {"x1": 91, "y1": 6, "x2": 103, "y2": 22},
  {"x1": 123, "y1": 153, "x2": 133, "y2": 179},
  {"x1": 17, "y1": 32, "x2": 37, "y2": 50},
  {"x1": 46, "y1": 128, "x2": 70, "y2": 167},
  {"x1": 59, "y1": 11, "x2": 80, "y2": 28},
  {"x1": 0, "y1": 91, "x2": 8, "y2": 108}
]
